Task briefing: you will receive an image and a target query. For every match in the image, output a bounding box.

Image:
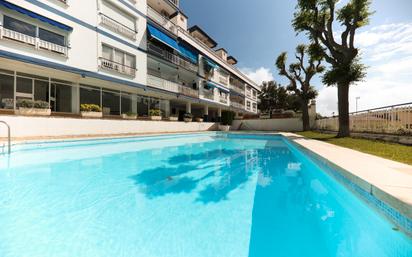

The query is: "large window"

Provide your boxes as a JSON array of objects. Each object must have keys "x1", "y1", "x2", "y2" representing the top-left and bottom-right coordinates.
[
  {"x1": 3, "y1": 15, "x2": 66, "y2": 46},
  {"x1": 80, "y1": 86, "x2": 101, "y2": 107},
  {"x1": 3, "y1": 16, "x2": 36, "y2": 37},
  {"x1": 102, "y1": 44, "x2": 135, "y2": 68},
  {"x1": 121, "y1": 93, "x2": 133, "y2": 114},
  {"x1": 34, "y1": 80, "x2": 49, "y2": 102},
  {"x1": 0, "y1": 73, "x2": 14, "y2": 109},
  {"x1": 137, "y1": 96, "x2": 148, "y2": 116},
  {"x1": 51, "y1": 81, "x2": 72, "y2": 113},
  {"x1": 39, "y1": 28, "x2": 65, "y2": 46},
  {"x1": 102, "y1": 90, "x2": 120, "y2": 115}
]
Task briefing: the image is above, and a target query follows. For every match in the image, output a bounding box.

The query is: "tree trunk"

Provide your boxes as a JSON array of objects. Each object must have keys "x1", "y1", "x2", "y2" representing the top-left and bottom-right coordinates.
[
  {"x1": 301, "y1": 98, "x2": 310, "y2": 131},
  {"x1": 337, "y1": 82, "x2": 350, "y2": 137}
]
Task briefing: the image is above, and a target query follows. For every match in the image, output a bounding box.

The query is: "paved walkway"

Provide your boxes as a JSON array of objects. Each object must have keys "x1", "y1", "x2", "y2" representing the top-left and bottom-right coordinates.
[{"x1": 283, "y1": 132, "x2": 412, "y2": 220}]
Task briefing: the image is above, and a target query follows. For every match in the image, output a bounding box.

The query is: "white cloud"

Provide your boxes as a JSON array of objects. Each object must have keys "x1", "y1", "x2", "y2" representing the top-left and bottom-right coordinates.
[
  {"x1": 239, "y1": 67, "x2": 274, "y2": 86},
  {"x1": 317, "y1": 22, "x2": 412, "y2": 116}
]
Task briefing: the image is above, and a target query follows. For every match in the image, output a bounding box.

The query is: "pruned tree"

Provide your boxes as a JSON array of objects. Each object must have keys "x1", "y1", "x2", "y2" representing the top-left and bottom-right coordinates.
[
  {"x1": 276, "y1": 44, "x2": 324, "y2": 131},
  {"x1": 292, "y1": 0, "x2": 372, "y2": 137}
]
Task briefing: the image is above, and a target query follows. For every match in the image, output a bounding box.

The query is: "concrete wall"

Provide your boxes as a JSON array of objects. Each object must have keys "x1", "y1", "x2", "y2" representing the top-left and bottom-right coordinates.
[
  {"x1": 0, "y1": 115, "x2": 217, "y2": 139},
  {"x1": 231, "y1": 118, "x2": 303, "y2": 132}
]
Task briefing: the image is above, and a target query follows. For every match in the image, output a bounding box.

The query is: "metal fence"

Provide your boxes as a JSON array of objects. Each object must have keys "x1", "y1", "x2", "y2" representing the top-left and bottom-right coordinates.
[{"x1": 316, "y1": 102, "x2": 412, "y2": 135}]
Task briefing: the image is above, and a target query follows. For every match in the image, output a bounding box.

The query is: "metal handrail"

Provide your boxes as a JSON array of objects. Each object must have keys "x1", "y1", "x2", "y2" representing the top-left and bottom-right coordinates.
[{"x1": 0, "y1": 121, "x2": 11, "y2": 154}]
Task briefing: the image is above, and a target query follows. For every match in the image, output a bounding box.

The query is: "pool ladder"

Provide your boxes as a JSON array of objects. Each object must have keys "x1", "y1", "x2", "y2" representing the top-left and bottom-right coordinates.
[{"x1": 0, "y1": 121, "x2": 11, "y2": 154}]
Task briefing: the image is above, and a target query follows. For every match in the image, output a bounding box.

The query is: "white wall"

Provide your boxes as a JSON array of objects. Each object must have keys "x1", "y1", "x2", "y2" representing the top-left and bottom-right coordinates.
[
  {"x1": 0, "y1": 115, "x2": 217, "y2": 139},
  {"x1": 231, "y1": 118, "x2": 303, "y2": 132}
]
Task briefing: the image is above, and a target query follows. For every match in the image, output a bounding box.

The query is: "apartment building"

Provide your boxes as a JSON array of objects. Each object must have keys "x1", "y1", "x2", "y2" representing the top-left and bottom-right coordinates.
[{"x1": 0, "y1": 0, "x2": 259, "y2": 121}]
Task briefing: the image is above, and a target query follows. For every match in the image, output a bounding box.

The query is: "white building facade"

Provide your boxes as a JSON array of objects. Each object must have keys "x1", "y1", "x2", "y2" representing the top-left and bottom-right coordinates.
[{"x1": 0, "y1": 0, "x2": 259, "y2": 121}]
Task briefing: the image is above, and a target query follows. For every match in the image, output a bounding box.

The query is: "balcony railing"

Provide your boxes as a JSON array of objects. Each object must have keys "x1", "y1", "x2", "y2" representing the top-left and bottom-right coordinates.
[
  {"x1": 148, "y1": 43, "x2": 198, "y2": 72},
  {"x1": 147, "y1": 6, "x2": 177, "y2": 35},
  {"x1": 219, "y1": 96, "x2": 228, "y2": 104},
  {"x1": 219, "y1": 76, "x2": 229, "y2": 85},
  {"x1": 230, "y1": 85, "x2": 245, "y2": 95},
  {"x1": 167, "y1": 0, "x2": 179, "y2": 7},
  {"x1": 0, "y1": 27, "x2": 68, "y2": 56},
  {"x1": 99, "y1": 58, "x2": 136, "y2": 77},
  {"x1": 147, "y1": 74, "x2": 180, "y2": 93},
  {"x1": 202, "y1": 90, "x2": 215, "y2": 101},
  {"x1": 99, "y1": 13, "x2": 137, "y2": 40},
  {"x1": 179, "y1": 86, "x2": 198, "y2": 98},
  {"x1": 230, "y1": 101, "x2": 245, "y2": 110}
]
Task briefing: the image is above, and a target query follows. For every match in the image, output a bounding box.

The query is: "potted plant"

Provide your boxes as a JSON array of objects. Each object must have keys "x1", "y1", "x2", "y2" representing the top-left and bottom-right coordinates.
[
  {"x1": 195, "y1": 117, "x2": 204, "y2": 122},
  {"x1": 80, "y1": 104, "x2": 103, "y2": 118},
  {"x1": 167, "y1": 114, "x2": 178, "y2": 121},
  {"x1": 219, "y1": 111, "x2": 235, "y2": 131},
  {"x1": 121, "y1": 111, "x2": 137, "y2": 120},
  {"x1": 149, "y1": 109, "x2": 162, "y2": 120},
  {"x1": 183, "y1": 113, "x2": 193, "y2": 122},
  {"x1": 15, "y1": 99, "x2": 51, "y2": 116}
]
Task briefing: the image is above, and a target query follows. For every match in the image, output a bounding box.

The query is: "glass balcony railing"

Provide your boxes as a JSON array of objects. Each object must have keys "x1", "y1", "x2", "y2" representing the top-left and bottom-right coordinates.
[{"x1": 148, "y1": 43, "x2": 198, "y2": 72}]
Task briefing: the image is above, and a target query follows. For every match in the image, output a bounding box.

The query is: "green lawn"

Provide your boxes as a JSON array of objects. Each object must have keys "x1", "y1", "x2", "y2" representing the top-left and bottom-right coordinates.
[{"x1": 296, "y1": 131, "x2": 412, "y2": 165}]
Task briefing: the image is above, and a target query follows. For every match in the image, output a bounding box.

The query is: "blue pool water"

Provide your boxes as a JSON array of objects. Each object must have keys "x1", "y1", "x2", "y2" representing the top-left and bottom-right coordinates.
[{"x1": 0, "y1": 133, "x2": 411, "y2": 257}]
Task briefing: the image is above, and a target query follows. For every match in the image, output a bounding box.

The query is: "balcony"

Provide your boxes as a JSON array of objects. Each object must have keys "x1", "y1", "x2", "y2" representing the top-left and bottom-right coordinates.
[
  {"x1": 147, "y1": 6, "x2": 178, "y2": 35},
  {"x1": 179, "y1": 86, "x2": 198, "y2": 98},
  {"x1": 147, "y1": 74, "x2": 180, "y2": 93},
  {"x1": 219, "y1": 75, "x2": 229, "y2": 86},
  {"x1": 0, "y1": 27, "x2": 68, "y2": 56},
  {"x1": 230, "y1": 101, "x2": 245, "y2": 110},
  {"x1": 99, "y1": 58, "x2": 136, "y2": 77},
  {"x1": 246, "y1": 90, "x2": 252, "y2": 98},
  {"x1": 99, "y1": 13, "x2": 137, "y2": 40},
  {"x1": 219, "y1": 96, "x2": 228, "y2": 105},
  {"x1": 168, "y1": 0, "x2": 179, "y2": 7},
  {"x1": 148, "y1": 43, "x2": 198, "y2": 72},
  {"x1": 202, "y1": 90, "x2": 214, "y2": 101}
]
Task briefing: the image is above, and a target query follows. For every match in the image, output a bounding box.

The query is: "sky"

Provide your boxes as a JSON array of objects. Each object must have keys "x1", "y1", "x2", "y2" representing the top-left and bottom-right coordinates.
[{"x1": 180, "y1": 0, "x2": 412, "y2": 116}]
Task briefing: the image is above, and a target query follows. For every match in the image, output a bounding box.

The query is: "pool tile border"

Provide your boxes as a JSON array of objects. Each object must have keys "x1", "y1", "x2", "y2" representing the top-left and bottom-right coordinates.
[{"x1": 283, "y1": 135, "x2": 412, "y2": 236}]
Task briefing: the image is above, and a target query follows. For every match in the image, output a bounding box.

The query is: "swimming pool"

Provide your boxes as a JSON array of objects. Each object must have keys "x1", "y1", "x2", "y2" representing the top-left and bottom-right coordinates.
[{"x1": 0, "y1": 133, "x2": 410, "y2": 257}]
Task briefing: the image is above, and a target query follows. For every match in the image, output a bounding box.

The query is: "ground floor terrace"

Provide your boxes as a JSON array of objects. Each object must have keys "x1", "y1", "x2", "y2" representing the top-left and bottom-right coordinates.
[{"x1": 0, "y1": 58, "x2": 249, "y2": 121}]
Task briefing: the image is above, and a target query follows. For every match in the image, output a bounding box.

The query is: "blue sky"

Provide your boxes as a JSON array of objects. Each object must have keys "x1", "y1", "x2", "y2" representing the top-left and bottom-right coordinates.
[{"x1": 181, "y1": 0, "x2": 412, "y2": 115}]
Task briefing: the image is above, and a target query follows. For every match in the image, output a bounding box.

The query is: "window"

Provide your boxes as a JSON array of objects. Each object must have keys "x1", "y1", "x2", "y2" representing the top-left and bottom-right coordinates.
[
  {"x1": 247, "y1": 101, "x2": 251, "y2": 108},
  {"x1": 3, "y1": 16, "x2": 36, "y2": 37},
  {"x1": 102, "y1": 44, "x2": 135, "y2": 68},
  {"x1": 137, "y1": 95, "x2": 149, "y2": 116},
  {"x1": 102, "y1": 90, "x2": 120, "y2": 115},
  {"x1": 0, "y1": 73, "x2": 14, "y2": 109},
  {"x1": 80, "y1": 86, "x2": 101, "y2": 107},
  {"x1": 39, "y1": 28, "x2": 65, "y2": 46},
  {"x1": 101, "y1": 0, "x2": 136, "y2": 31},
  {"x1": 121, "y1": 93, "x2": 133, "y2": 114},
  {"x1": 51, "y1": 81, "x2": 72, "y2": 113},
  {"x1": 34, "y1": 80, "x2": 49, "y2": 102}
]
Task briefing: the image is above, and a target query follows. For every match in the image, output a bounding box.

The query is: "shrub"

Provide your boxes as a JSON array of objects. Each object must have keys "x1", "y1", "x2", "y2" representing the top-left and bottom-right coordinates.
[
  {"x1": 17, "y1": 99, "x2": 49, "y2": 109},
  {"x1": 125, "y1": 111, "x2": 137, "y2": 117},
  {"x1": 184, "y1": 113, "x2": 193, "y2": 119},
  {"x1": 221, "y1": 111, "x2": 235, "y2": 125},
  {"x1": 80, "y1": 104, "x2": 102, "y2": 112},
  {"x1": 149, "y1": 109, "x2": 162, "y2": 116},
  {"x1": 283, "y1": 110, "x2": 295, "y2": 118}
]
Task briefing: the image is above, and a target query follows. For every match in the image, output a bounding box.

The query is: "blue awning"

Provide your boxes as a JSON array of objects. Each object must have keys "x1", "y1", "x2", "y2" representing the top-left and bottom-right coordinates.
[
  {"x1": 0, "y1": 0, "x2": 73, "y2": 31},
  {"x1": 147, "y1": 24, "x2": 180, "y2": 52},
  {"x1": 203, "y1": 57, "x2": 218, "y2": 69},
  {"x1": 178, "y1": 43, "x2": 198, "y2": 64},
  {"x1": 207, "y1": 81, "x2": 230, "y2": 93}
]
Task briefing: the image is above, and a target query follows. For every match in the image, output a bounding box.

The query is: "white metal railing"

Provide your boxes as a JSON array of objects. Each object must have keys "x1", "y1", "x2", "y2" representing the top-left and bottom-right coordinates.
[
  {"x1": 147, "y1": 6, "x2": 177, "y2": 35},
  {"x1": 99, "y1": 58, "x2": 136, "y2": 77},
  {"x1": 316, "y1": 102, "x2": 412, "y2": 135},
  {"x1": 219, "y1": 76, "x2": 228, "y2": 85},
  {"x1": 0, "y1": 27, "x2": 68, "y2": 56},
  {"x1": 147, "y1": 43, "x2": 198, "y2": 72},
  {"x1": 100, "y1": 13, "x2": 137, "y2": 40},
  {"x1": 147, "y1": 74, "x2": 180, "y2": 93}
]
